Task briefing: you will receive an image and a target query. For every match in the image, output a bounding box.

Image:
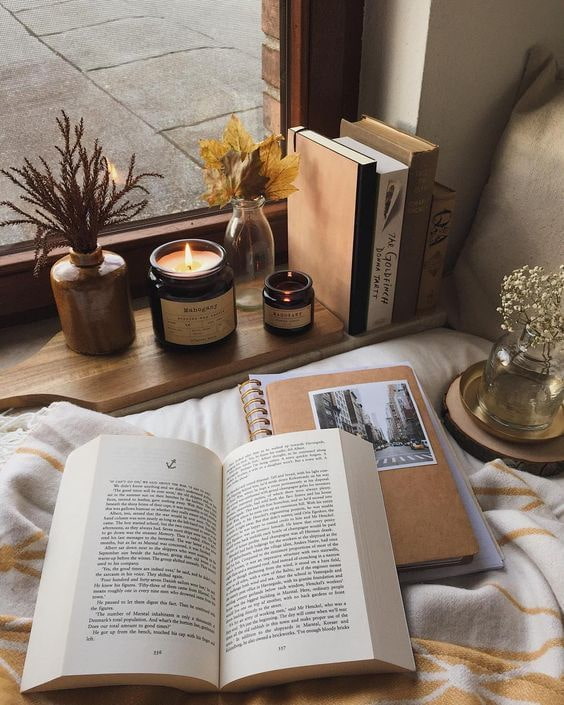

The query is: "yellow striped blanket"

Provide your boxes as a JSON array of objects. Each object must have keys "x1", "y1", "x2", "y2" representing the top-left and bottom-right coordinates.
[{"x1": 0, "y1": 402, "x2": 562, "y2": 705}]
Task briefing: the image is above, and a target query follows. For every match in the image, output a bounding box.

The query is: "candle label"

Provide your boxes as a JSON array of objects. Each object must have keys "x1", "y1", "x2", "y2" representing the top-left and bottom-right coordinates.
[
  {"x1": 161, "y1": 288, "x2": 235, "y2": 345},
  {"x1": 264, "y1": 303, "x2": 312, "y2": 329}
]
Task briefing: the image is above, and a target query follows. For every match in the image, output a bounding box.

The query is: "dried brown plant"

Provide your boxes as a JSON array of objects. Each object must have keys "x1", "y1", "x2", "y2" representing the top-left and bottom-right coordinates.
[{"x1": 0, "y1": 111, "x2": 162, "y2": 273}]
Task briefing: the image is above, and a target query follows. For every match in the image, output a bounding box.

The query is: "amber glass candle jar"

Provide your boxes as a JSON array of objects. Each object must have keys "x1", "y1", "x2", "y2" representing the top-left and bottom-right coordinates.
[
  {"x1": 148, "y1": 239, "x2": 236, "y2": 349},
  {"x1": 263, "y1": 270, "x2": 314, "y2": 335}
]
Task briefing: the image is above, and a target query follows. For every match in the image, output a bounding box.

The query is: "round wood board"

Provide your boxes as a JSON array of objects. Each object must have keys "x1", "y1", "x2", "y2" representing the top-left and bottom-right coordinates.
[{"x1": 442, "y1": 374, "x2": 564, "y2": 477}]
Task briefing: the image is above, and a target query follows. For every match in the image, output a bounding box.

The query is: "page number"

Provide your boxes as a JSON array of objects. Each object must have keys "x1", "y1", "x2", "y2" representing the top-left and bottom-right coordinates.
[
  {"x1": 278, "y1": 645, "x2": 286, "y2": 651},
  {"x1": 153, "y1": 650, "x2": 162, "y2": 656}
]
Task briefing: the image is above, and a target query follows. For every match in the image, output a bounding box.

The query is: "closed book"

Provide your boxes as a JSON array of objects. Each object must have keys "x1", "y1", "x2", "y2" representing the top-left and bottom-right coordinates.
[
  {"x1": 335, "y1": 136, "x2": 408, "y2": 329},
  {"x1": 340, "y1": 117, "x2": 438, "y2": 323},
  {"x1": 417, "y1": 183, "x2": 456, "y2": 313},
  {"x1": 287, "y1": 127, "x2": 377, "y2": 334},
  {"x1": 239, "y1": 365, "x2": 480, "y2": 570}
]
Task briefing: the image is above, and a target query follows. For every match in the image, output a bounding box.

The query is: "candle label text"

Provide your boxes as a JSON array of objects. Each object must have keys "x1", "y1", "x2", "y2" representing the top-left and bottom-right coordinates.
[
  {"x1": 161, "y1": 288, "x2": 235, "y2": 345},
  {"x1": 264, "y1": 303, "x2": 312, "y2": 329}
]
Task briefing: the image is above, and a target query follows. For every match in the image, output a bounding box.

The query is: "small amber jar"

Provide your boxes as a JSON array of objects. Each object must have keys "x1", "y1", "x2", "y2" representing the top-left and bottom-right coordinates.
[
  {"x1": 263, "y1": 270, "x2": 314, "y2": 336},
  {"x1": 148, "y1": 240, "x2": 236, "y2": 350}
]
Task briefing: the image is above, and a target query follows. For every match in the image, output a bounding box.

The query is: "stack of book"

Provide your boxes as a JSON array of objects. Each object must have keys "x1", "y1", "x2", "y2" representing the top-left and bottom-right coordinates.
[{"x1": 287, "y1": 117, "x2": 456, "y2": 333}]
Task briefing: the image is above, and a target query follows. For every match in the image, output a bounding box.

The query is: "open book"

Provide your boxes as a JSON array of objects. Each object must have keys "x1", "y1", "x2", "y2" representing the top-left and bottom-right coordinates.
[{"x1": 22, "y1": 429, "x2": 414, "y2": 693}]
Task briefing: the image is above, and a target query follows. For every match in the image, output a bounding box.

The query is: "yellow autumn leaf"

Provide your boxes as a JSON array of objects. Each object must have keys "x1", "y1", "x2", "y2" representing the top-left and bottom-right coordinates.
[
  {"x1": 202, "y1": 150, "x2": 244, "y2": 207},
  {"x1": 199, "y1": 139, "x2": 228, "y2": 169},
  {"x1": 264, "y1": 152, "x2": 300, "y2": 201},
  {"x1": 238, "y1": 149, "x2": 268, "y2": 200},
  {"x1": 200, "y1": 116, "x2": 300, "y2": 205},
  {"x1": 222, "y1": 114, "x2": 256, "y2": 154},
  {"x1": 201, "y1": 167, "x2": 231, "y2": 207},
  {"x1": 258, "y1": 134, "x2": 283, "y2": 179},
  {"x1": 221, "y1": 150, "x2": 244, "y2": 200}
]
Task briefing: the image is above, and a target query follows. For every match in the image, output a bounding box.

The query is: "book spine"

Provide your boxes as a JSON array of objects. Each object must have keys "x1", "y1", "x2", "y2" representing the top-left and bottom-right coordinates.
[
  {"x1": 348, "y1": 164, "x2": 378, "y2": 335},
  {"x1": 392, "y1": 149, "x2": 438, "y2": 322},
  {"x1": 366, "y1": 170, "x2": 408, "y2": 329},
  {"x1": 416, "y1": 184, "x2": 456, "y2": 314},
  {"x1": 239, "y1": 379, "x2": 272, "y2": 440}
]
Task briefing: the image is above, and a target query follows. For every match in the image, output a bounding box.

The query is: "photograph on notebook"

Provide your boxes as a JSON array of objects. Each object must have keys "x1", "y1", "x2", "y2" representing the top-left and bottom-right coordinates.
[{"x1": 309, "y1": 380, "x2": 436, "y2": 469}]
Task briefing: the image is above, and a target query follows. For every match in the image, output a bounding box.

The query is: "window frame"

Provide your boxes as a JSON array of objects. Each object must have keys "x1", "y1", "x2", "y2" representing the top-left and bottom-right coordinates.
[{"x1": 0, "y1": 0, "x2": 364, "y2": 325}]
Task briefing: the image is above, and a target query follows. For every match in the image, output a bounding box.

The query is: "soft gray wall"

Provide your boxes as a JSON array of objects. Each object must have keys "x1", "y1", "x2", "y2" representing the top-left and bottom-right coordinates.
[{"x1": 359, "y1": 0, "x2": 564, "y2": 270}]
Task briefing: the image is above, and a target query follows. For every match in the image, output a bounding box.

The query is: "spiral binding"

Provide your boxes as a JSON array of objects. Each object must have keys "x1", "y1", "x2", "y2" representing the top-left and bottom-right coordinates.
[{"x1": 239, "y1": 378, "x2": 273, "y2": 440}]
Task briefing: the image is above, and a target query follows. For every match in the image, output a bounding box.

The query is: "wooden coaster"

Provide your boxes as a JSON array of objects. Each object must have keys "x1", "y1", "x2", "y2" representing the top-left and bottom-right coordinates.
[
  {"x1": 459, "y1": 361, "x2": 564, "y2": 442},
  {"x1": 443, "y1": 374, "x2": 564, "y2": 477},
  {"x1": 0, "y1": 302, "x2": 343, "y2": 415}
]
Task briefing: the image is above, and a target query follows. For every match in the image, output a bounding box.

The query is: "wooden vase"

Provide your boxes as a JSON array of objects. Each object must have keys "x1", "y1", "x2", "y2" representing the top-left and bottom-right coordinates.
[{"x1": 50, "y1": 246, "x2": 136, "y2": 355}]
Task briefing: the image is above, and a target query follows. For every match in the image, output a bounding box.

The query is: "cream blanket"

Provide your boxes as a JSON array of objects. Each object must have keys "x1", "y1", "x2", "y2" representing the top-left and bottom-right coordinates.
[{"x1": 0, "y1": 402, "x2": 563, "y2": 705}]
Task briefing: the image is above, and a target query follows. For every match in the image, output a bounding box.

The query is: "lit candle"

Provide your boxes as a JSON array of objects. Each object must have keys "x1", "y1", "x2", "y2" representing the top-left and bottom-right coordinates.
[
  {"x1": 148, "y1": 239, "x2": 237, "y2": 349},
  {"x1": 157, "y1": 242, "x2": 221, "y2": 275},
  {"x1": 263, "y1": 270, "x2": 314, "y2": 336}
]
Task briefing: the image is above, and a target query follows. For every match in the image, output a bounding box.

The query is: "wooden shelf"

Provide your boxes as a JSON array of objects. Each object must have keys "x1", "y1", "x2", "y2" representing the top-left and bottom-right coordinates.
[{"x1": 0, "y1": 303, "x2": 343, "y2": 414}]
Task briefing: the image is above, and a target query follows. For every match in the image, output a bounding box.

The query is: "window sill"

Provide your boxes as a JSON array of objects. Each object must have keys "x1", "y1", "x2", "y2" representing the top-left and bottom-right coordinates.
[{"x1": 0, "y1": 202, "x2": 287, "y2": 326}]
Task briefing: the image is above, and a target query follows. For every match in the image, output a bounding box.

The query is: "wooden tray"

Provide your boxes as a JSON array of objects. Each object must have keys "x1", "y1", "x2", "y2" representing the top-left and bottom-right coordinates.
[{"x1": 0, "y1": 303, "x2": 343, "y2": 414}]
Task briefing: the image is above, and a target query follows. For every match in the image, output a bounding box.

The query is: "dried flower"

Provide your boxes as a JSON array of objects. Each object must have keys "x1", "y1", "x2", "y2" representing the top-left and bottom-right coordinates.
[
  {"x1": 0, "y1": 111, "x2": 162, "y2": 274},
  {"x1": 497, "y1": 265, "x2": 564, "y2": 349},
  {"x1": 199, "y1": 114, "x2": 300, "y2": 207}
]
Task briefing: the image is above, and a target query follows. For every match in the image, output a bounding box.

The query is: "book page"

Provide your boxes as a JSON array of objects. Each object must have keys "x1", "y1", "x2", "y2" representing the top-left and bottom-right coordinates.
[
  {"x1": 220, "y1": 429, "x2": 375, "y2": 688},
  {"x1": 22, "y1": 435, "x2": 222, "y2": 692}
]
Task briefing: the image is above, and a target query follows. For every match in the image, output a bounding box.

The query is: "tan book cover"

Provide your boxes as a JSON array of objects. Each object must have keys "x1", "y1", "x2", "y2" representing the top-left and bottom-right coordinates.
[
  {"x1": 256, "y1": 365, "x2": 478, "y2": 569},
  {"x1": 340, "y1": 117, "x2": 438, "y2": 324},
  {"x1": 287, "y1": 127, "x2": 377, "y2": 334},
  {"x1": 417, "y1": 183, "x2": 456, "y2": 313}
]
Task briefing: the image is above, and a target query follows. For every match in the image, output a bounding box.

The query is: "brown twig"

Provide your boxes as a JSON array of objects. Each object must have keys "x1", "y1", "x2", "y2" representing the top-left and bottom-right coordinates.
[{"x1": 0, "y1": 110, "x2": 162, "y2": 274}]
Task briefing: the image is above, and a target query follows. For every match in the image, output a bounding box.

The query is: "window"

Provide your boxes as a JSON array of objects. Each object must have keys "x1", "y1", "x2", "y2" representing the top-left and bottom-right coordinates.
[{"x1": 0, "y1": 0, "x2": 364, "y2": 324}]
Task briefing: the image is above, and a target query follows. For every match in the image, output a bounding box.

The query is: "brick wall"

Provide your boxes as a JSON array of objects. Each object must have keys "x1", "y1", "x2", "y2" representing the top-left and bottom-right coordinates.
[{"x1": 261, "y1": 0, "x2": 281, "y2": 134}]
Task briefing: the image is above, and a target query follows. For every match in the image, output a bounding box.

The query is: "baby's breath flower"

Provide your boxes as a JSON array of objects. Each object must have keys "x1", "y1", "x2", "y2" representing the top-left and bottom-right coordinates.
[{"x1": 498, "y1": 264, "x2": 564, "y2": 350}]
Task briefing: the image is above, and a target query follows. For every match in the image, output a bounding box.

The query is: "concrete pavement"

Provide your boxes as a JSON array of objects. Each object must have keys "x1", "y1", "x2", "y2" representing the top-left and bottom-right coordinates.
[{"x1": 0, "y1": 0, "x2": 264, "y2": 246}]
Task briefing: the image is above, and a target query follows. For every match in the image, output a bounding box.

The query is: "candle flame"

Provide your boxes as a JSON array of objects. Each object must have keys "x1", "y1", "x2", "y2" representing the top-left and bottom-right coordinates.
[{"x1": 184, "y1": 243, "x2": 193, "y2": 270}]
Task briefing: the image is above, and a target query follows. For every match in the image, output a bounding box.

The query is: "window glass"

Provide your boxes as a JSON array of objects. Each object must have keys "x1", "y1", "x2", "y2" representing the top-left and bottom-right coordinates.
[{"x1": 0, "y1": 0, "x2": 278, "y2": 248}]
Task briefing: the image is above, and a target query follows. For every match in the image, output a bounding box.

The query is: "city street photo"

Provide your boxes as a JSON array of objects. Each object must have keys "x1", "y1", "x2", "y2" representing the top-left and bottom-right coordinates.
[{"x1": 309, "y1": 380, "x2": 436, "y2": 470}]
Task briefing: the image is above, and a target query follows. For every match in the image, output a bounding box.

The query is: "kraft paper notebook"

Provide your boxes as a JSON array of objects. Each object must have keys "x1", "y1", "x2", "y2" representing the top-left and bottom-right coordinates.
[{"x1": 239, "y1": 365, "x2": 480, "y2": 570}]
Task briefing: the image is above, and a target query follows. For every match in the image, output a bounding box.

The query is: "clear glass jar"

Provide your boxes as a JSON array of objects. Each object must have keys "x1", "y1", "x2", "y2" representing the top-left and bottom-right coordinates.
[
  {"x1": 224, "y1": 196, "x2": 274, "y2": 311},
  {"x1": 478, "y1": 326, "x2": 564, "y2": 431}
]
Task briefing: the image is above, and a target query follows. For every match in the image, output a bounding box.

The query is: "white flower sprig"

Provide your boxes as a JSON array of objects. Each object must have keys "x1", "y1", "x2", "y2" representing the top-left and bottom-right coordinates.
[{"x1": 497, "y1": 265, "x2": 564, "y2": 348}]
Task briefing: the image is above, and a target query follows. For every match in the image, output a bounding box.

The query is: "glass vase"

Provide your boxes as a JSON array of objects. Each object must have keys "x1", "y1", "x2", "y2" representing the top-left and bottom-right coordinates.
[
  {"x1": 478, "y1": 326, "x2": 564, "y2": 431},
  {"x1": 224, "y1": 196, "x2": 274, "y2": 310}
]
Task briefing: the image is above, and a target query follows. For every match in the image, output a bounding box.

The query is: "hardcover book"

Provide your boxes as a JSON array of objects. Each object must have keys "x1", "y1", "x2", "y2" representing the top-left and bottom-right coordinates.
[
  {"x1": 21, "y1": 430, "x2": 414, "y2": 693},
  {"x1": 340, "y1": 117, "x2": 438, "y2": 323},
  {"x1": 335, "y1": 136, "x2": 409, "y2": 328},
  {"x1": 287, "y1": 127, "x2": 377, "y2": 334},
  {"x1": 416, "y1": 183, "x2": 456, "y2": 313},
  {"x1": 239, "y1": 365, "x2": 481, "y2": 570}
]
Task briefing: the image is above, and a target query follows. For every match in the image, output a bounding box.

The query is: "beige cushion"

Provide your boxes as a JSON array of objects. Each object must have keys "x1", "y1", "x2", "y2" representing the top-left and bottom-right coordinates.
[{"x1": 452, "y1": 47, "x2": 564, "y2": 341}]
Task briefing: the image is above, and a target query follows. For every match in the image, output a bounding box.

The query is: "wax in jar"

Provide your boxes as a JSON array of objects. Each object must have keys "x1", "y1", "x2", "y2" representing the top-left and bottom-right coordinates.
[{"x1": 157, "y1": 247, "x2": 220, "y2": 274}]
